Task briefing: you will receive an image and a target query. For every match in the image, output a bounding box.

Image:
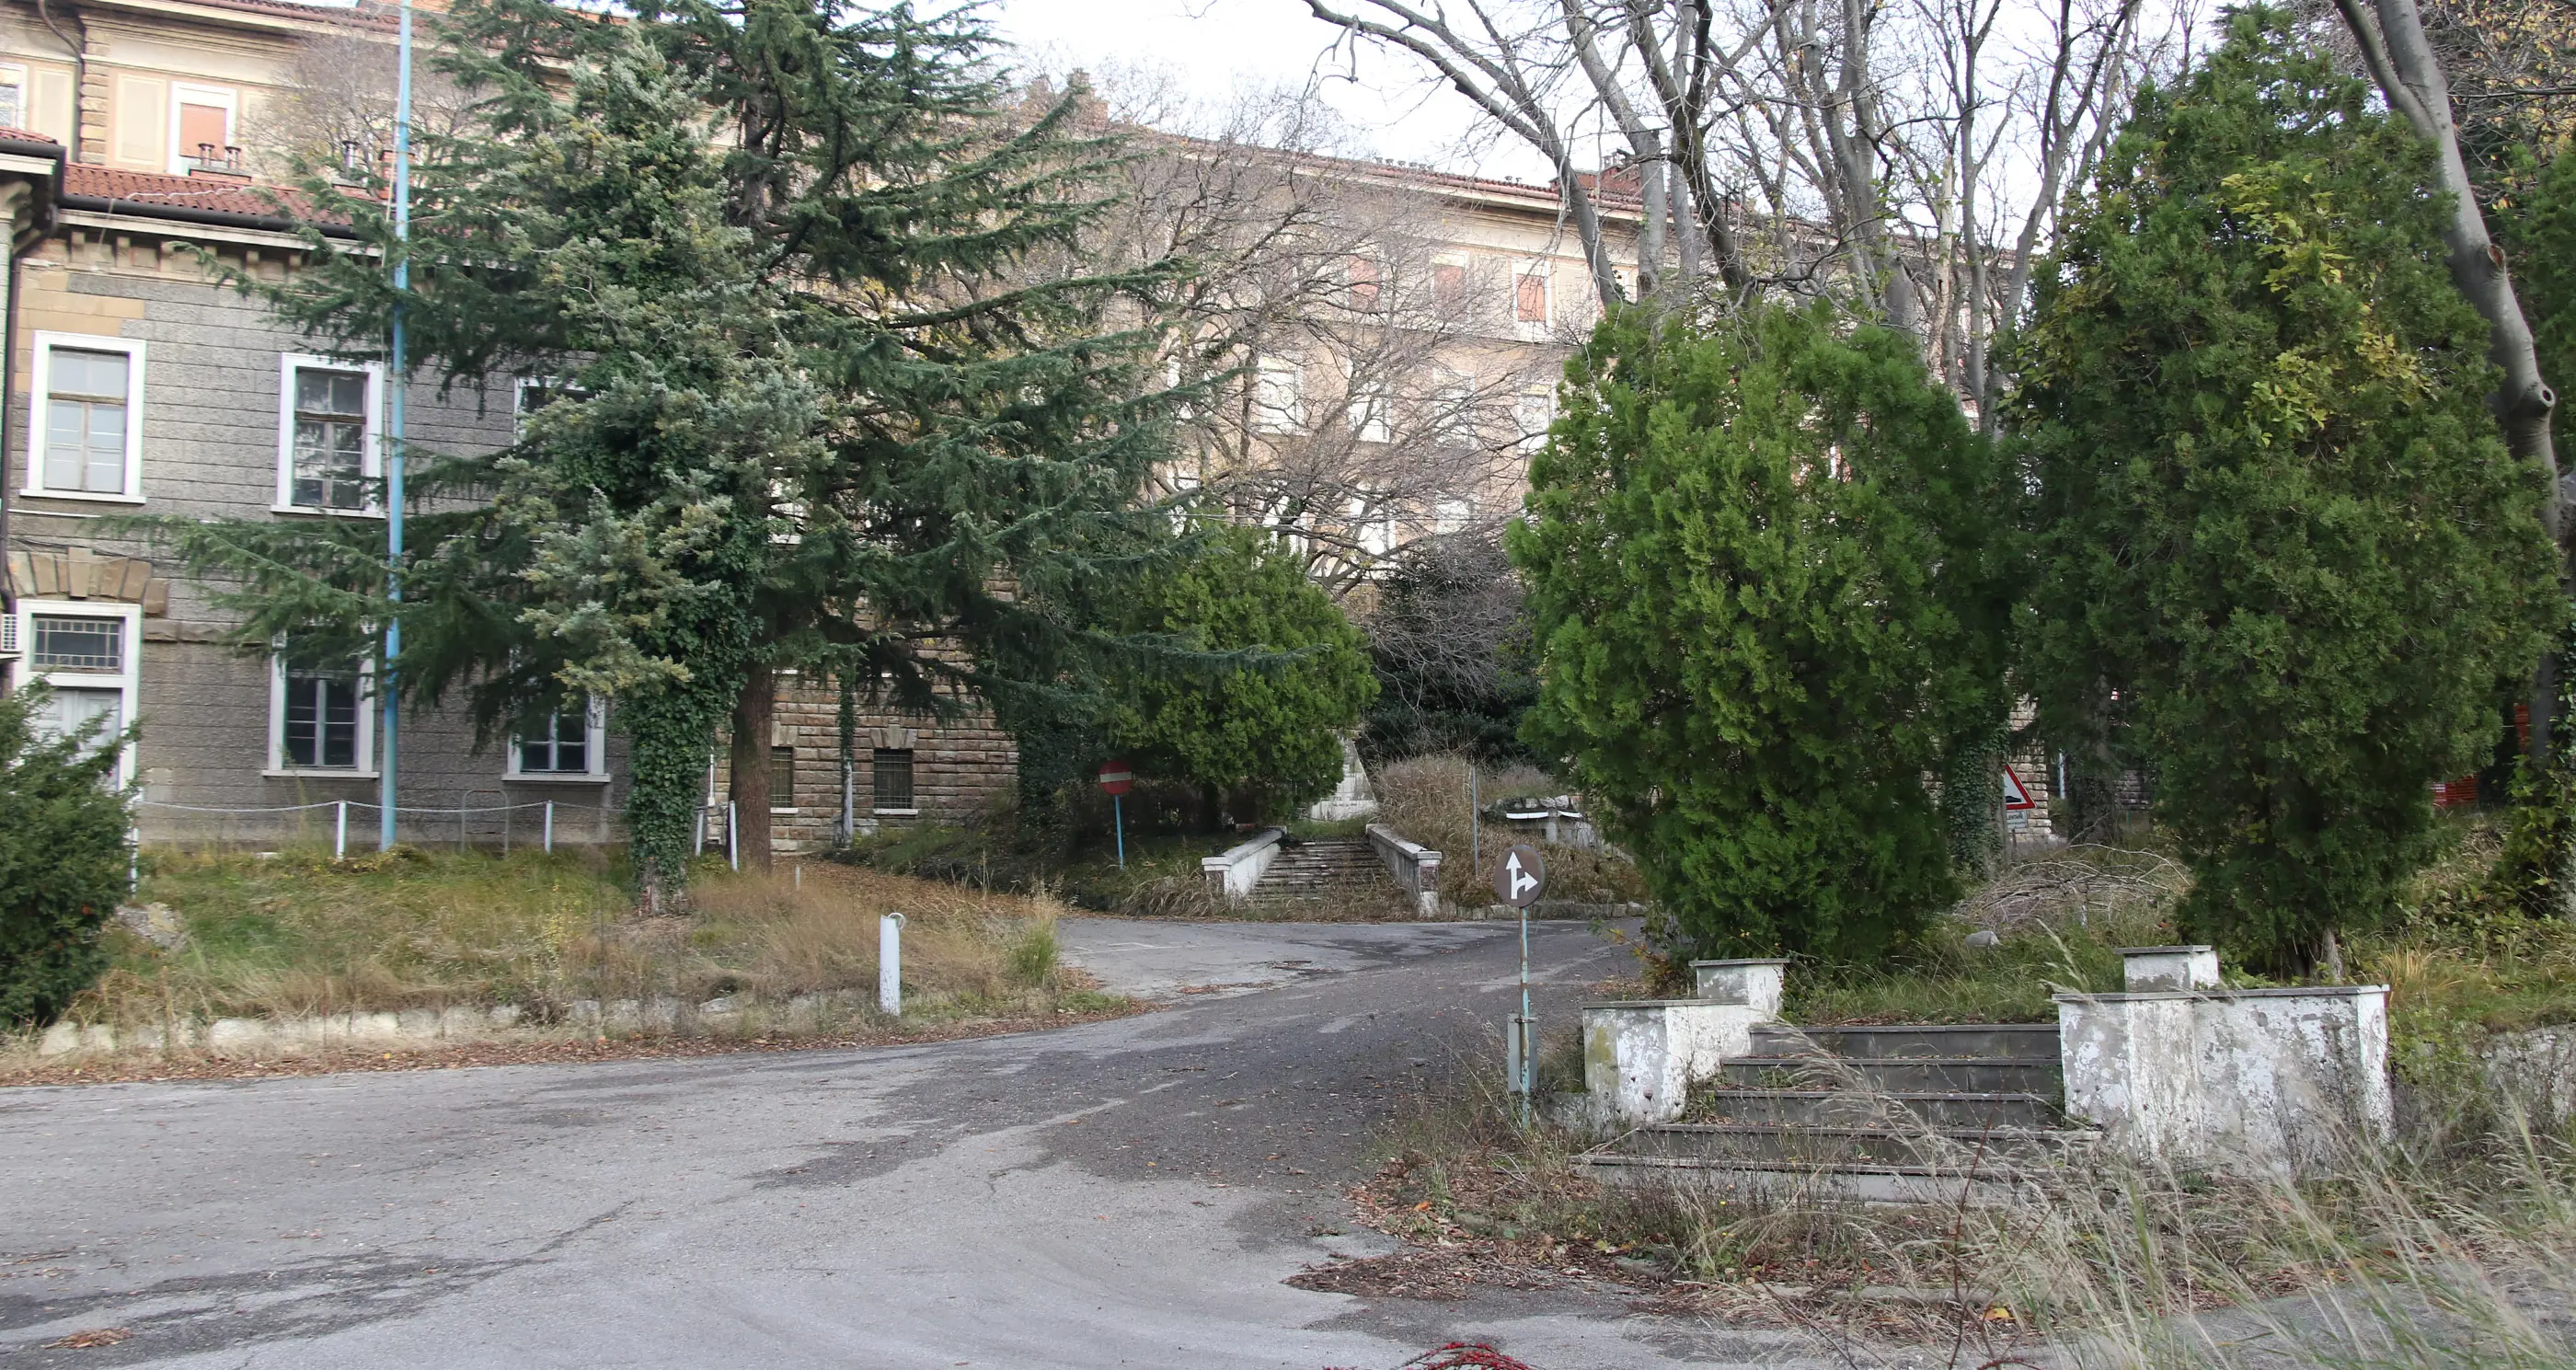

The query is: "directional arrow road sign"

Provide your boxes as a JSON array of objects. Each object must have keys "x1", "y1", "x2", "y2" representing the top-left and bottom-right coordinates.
[{"x1": 1494, "y1": 844, "x2": 1546, "y2": 908}]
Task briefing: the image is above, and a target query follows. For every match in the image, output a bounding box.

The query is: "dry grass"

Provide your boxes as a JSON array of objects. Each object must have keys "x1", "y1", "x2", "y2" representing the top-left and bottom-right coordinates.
[
  {"x1": 1353, "y1": 1040, "x2": 2576, "y2": 1366},
  {"x1": 1372, "y1": 754, "x2": 1648, "y2": 907},
  {"x1": 61, "y1": 847, "x2": 1108, "y2": 1030}
]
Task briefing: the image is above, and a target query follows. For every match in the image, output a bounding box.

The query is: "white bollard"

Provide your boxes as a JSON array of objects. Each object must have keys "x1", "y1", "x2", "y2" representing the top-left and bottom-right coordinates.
[
  {"x1": 544, "y1": 800, "x2": 555, "y2": 854},
  {"x1": 728, "y1": 800, "x2": 740, "y2": 871},
  {"x1": 879, "y1": 912, "x2": 907, "y2": 1016},
  {"x1": 335, "y1": 800, "x2": 348, "y2": 860}
]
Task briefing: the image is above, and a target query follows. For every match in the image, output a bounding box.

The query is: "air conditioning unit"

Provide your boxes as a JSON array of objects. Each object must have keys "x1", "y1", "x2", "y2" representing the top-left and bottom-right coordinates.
[{"x1": 0, "y1": 613, "x2": 18, "y2": 659}]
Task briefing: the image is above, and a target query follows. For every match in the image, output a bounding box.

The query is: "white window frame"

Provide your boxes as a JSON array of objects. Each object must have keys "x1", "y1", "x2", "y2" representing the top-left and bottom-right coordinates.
[
  {"x1": 1514, "y1": 259, "x2": 1554, "y2": 340},
  {"x1": 266, "y1": 644, "x2": 378, "y2": 778},
  {"x1": 10, "y1": 600, "x2": 141, "y2": 787},
  {"x1": 1346, "y1": 377, "x2": 1391, "y2": 443},
  {"x1": 0, "y1": 63, "x2": 27, "y2": 133},
  {"x1": 1253, "y1": 356, "x2": 1305, "y2": 434},
  {"x1": 505, "y1": 697, "x2": 609, "y2": 783},
  {"x1": 22, "y1": 332, "x2": 146, "y2": 503},
  {"x1": 167, "y1": 82, "x2": 239, "y2": 175},
  {"x1": 1515, "y1": 387, "x2": 1556, "y2": 454},
  {"x1": 274, "y1": 352, "x2": 385, "y2": 517}
]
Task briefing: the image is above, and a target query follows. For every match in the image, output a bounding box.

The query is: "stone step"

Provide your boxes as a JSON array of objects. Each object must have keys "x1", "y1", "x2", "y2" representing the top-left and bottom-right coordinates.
[
  {"x1": 1611, "y1": 1122, "x2": 2099, "y2": 1169},
  {"x1": 1716, "y1": 1055, "x2": 2063, "y2": 1095},
  {"x1": 1572, "y1": 1151, "x2": 2071, "y2": 1204},
  {"x1": 1694, "y1": 1088, "x2": 2064, "y2": 1130},
  {"x1": 1744, "y1": 1023, "x2": 2063, "y2": 1061}
]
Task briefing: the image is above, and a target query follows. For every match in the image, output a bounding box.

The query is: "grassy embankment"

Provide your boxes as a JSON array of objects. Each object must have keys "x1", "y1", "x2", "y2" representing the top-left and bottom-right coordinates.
[
  {"x1": 1336, "y1": 814, "x2": 2576, "y2": 1362},
  {"x1": 38, "y1": 846, "x2": 1121, "y2": 1036}
]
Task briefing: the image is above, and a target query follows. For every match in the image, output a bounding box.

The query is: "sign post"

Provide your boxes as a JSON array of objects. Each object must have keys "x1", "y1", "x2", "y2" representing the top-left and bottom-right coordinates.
[
  {"x1": 1493, "y1": 843, "x2": 1547, "y2": 1123},
  {"x1": 1098, "y1": 760, "x2": 1133, "y2": 870}
]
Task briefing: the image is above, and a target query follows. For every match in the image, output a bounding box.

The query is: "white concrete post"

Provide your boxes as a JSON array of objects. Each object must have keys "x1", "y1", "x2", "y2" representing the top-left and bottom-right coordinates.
[
  {"x1": 727, "y1": 800, "x2": 739, "y2": 871},
  {"x1": 879, "y1": 912, "x2": 907, "y2": 1016},
  {"x1": 1583, "y1": 990, "x2": 1786, "y2": 1125},
  {"x1": 543, "y1": 800, "x2": 554, "y2": 854},
  {"x1": 1690, "y1": 959, "x2": 1788, "y2": 1015},
  {"x1": 335, "y1": 800, "x2": 348, "y2": 860},
  {"x1": 2120, "y1": 945, "x2": 2221, "y2": 992}
]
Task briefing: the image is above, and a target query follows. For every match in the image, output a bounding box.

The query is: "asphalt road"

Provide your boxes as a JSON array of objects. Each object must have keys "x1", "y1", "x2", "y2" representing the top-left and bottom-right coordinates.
[{"x1": 0, "y1": 915, "x2": 1826, "y2": 1369}]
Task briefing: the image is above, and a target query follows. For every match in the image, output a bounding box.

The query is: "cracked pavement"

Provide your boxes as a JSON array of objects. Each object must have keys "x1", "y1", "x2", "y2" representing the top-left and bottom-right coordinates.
[{"x1": 0, "y1": 915, "x2": 1831, "y2": 1368}]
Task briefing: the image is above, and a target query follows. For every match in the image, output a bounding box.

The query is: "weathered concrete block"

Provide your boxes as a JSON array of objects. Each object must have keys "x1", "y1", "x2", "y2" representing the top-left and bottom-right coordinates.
[
  {"x1": 38, "y1": 1021, "x2": 82, "y2": 1056},
  {"x1": 1582, "y1": 999, "x2": 1775, "y2": 1125},
  {"x1": 2058, "y1": 984, "x2": 2390, "y2": 1177},
  {"x1": 1690, "y1": 959, "x2": 1788, "y2": 1015},
  {"x1": 2121, "y1": 945, "x2": 2221, "y2": 993},
  {"x1": 207, "y1": 1018, "x2": 267, "y2": 1053}
]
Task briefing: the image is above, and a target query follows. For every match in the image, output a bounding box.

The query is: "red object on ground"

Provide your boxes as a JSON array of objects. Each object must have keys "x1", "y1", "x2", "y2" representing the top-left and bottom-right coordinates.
[
  {"x1": 2433, "y1": 776, "x2": 2479, "y2": 809},
  {"x1": 1097, "y1": 759, "x2": 1133, "y2": 796}
]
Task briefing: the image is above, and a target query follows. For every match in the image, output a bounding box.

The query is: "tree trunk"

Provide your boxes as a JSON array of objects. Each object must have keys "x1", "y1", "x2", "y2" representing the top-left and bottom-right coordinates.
[
  {"x1": 728, "y1": 662, "x2": 775, "y2": 873},
  {"x1": 2333, "y1": 0, "x2": 2565, "y2": 765}
]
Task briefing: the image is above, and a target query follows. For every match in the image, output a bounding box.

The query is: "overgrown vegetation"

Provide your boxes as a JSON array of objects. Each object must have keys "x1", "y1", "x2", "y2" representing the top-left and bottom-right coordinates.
[
  {"x1": 51, "y1": 847, "x2": 1104, "y2": 1030},
  {"x1": 1512, "y1": 303, "x2": 2014, "y2": 964},
  {"x1": 1370, "y1": 754, "x2": 1647, "y2": 909},
  {"x1": 1361, "y1": 1045, "x2": 2576, "y2": 1364},
  {"x1": 2016, "y1": 10, "x2": 2557, "y2": 975},
  {"x1": 0, "y1": 688, "x2": 134, "y2": 1027}
]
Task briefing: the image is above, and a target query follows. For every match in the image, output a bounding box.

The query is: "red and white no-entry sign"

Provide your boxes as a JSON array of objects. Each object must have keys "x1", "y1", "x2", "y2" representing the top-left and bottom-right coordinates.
[
  {"x1": 2001, "y1": 765, "x2": 2036, "y2": 811},
  {"x1": 1097, "y1": 760, "x2": 1134, "y2": 796}
]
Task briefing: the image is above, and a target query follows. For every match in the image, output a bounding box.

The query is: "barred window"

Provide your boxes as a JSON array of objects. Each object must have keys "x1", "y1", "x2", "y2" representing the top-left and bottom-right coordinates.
[
  {"x1": 282, "y1": 657, "x2": 361, "y2": 768},
  {"x1": 871, "y1": 748, "x2": 914, "y2": 812},
  {"x1": 770, "y1": 745, "x2": 797, "y2": 812}
]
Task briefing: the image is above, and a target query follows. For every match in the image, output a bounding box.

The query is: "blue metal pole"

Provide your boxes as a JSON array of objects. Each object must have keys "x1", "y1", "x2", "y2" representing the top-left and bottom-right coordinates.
[
  {"x1": 379, "y1": 0, "x2": 412, "y2": 851},
  {"x1": 1113, "y1": 793, "x2": 1125, "y2": 870}
]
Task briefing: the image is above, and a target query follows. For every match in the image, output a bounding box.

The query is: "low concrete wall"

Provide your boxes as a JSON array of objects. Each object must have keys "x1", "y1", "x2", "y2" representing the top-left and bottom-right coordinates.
[
  {"x1": 1364, "y1": 823, "x2": 1443, "y2": 918},
  {"x1": 1583, "y1": 998, "x2": 1777, "y2": 1124},
  {"x1": 1201, "y1": 828, "x2": 1286, "y2": 904},
  {"x1": 2479, "y1": 1027, "x2": 2576, "y2": 1123},
  {"x1": 32, "y1": 992, "x2": 883, "y2": 1057},
  {"x1": 2057, "y1": 984, "x2": 2392, "y2": 1177}
]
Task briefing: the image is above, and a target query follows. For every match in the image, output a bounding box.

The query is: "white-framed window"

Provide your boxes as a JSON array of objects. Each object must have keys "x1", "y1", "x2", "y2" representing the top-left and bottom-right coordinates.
[
  {"x1": 1514, "y1": 260, "x2": 1553, "y2": 340},
  {"x1": 1433, "y1": 494, "x2": 1475, "y2": 535},
  {"x1": 11, "y1": 601, "x2": 141, "y2": 786},
  {"x1": 507, "y1": 698, "x2": 608, "y2": 781},
  {"x1": 1351, "y1": 491, "x2": 1396, "y2": 558},
  {"x1": 1253, "y1": 356, "x2": 1304, "y2": 434},
  {"x1": 514, "y1": 374, "x2": 588, "y2": 432},
  {"x1": 1429, "y1": 371, "x2": 1478, "y2": 446},
  {"x1": 0, "y1": 63, "x2": 25, "y2": 132},
  {"x1": 276, "y1": 353, "x2": 385, "y2": 515},
  {"x1": 167, "y1": 82, "x2": 239, "y2": 174},
  {"x1": 1346, "y1": 378, "x2": 1391, "y2": 443},
  {"x1": 23, "y1": 334, "x2": 145, "y2": 502},
  {"x1": 267, "y1": 639, "x2": 375, "y2": 777},
  {"x1": 1515, "y1": 387, "x2": 1555, "y2": 454}
]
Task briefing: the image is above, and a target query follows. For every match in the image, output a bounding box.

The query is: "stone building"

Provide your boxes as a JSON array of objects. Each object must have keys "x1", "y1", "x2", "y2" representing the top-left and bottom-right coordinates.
[{"x1": 0, "y1": 0, "x2": 1015, "y2": 850}]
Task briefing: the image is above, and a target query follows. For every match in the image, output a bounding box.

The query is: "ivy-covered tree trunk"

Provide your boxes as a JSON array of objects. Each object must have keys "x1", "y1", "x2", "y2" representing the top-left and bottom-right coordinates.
[{"x1": 728, "y1": 662, "x2": 776, "y2": 874}]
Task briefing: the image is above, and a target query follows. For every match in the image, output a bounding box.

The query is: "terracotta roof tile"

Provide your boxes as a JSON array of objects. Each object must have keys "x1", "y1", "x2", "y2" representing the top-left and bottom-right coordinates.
[
  {"x1": 0, "y1": 127, "x2": 59, "y2": 146},
  {"x1": 62, "y1": 164, "x2": 339, "y2": 224}
]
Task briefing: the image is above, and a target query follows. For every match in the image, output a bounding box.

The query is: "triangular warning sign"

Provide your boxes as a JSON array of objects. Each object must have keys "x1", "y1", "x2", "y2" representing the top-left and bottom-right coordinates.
[{"x1": 2001, "y1": 766, "x2": 2036, "y2": 811}]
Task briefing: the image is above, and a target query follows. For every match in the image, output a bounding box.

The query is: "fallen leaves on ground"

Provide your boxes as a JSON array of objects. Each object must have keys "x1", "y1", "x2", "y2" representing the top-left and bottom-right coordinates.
[{"x1": 45, "y1": 1329, "x2": 132, "y2": 1349}]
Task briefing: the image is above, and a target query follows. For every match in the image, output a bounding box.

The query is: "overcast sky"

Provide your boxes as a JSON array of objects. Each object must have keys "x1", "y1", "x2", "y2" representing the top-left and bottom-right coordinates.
[{"x1": 986, "y1": 0, "x2": 1552, "y2": 181}]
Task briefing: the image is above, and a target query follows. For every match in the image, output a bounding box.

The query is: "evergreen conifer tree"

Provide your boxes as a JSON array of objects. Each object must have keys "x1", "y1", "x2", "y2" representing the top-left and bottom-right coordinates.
[
  {"x1": 1512, "y1": 304, "x2": 2014, "y2": 963},
  {"x1": 150, "y1": 0, "x2": 1179, "y2": 897},
  {"x1": 2017, "y1": 9, "x2": 2555, "y2": 971}
]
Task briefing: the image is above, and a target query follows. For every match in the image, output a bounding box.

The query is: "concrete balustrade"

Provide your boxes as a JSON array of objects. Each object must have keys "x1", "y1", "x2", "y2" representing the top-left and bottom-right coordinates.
[
  {"x1": 1200, "y1": 827, "x2": 1287, "y2": 905},
  {"x1": 1364, "y1": 823, "x2": 1443, "y2": 918},
  {"x1": 1583, "y1": 960, "x2": 1791, "y2": 1125}
]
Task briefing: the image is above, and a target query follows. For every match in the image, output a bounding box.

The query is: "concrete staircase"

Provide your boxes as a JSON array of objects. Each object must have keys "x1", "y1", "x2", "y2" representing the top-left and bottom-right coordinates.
[
  {"x1": 1242, "y1": 837, "x2": 1396, "y2": 912},
  {"x1": 1578, "y1": 1022, "x2": 2100, "y2": 1202}
]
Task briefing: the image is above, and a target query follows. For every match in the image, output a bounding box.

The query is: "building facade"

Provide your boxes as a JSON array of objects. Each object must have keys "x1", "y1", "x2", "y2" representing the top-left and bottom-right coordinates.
[{"x1": 0, "y1": 0, "x2": 1016, "y2": 851}]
